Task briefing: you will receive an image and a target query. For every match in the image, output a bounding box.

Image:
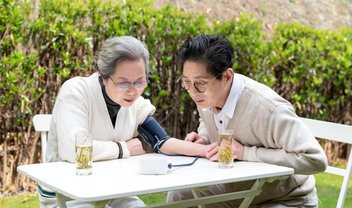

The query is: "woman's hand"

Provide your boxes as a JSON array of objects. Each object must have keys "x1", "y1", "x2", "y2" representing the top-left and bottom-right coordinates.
[
  {"x1": 184, "y1": 132, "x2": 207, "y2": 144},
  {"x1": 126, "y1": 138, "x2": 146, "y2": 156}
]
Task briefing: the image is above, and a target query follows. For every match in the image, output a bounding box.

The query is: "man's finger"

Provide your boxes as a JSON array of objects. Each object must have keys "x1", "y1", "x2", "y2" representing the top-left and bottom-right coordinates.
[
  {"x1": 185, "y1": 132, "x2": 197, "y2": 142},
  {"x1": 210, "y1": 154, "x2": 218, "y2": 162},
  {"x1": 185, "y1": 136, "x2": 196, "y2": 142},
  {"x1": 206, "y1": 144, "x2": 218, "y2": 158},
  {"x1": 206, "y1": 142, "x2": 218, "y2": 151},
  {"x1": 194, "y1": 138, "x2": 203, "y2": 144}
]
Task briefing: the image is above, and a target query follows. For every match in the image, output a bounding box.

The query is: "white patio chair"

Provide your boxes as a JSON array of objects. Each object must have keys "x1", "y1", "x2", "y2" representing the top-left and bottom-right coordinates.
[
  {"x1": 33, "y1": 114, "x2": 52, "y2": 163},
  {"x1": 301, "y1": 117, "x2": 352, "y2": 208}
]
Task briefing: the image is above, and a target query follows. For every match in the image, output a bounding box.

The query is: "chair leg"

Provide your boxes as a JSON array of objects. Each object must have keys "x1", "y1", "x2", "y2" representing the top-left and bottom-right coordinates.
[{"x1": 336, "y1": 148, "x2": 352, "y2": 208}]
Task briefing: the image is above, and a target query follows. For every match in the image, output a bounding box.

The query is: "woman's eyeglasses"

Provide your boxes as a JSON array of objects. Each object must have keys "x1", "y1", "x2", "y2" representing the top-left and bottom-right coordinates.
[
  {"x1": 177, "y1": 74, "x2": 221, "y2": 93},
  {"x1": 109, "y1": 76, "x2": 148, "y2": 90}
]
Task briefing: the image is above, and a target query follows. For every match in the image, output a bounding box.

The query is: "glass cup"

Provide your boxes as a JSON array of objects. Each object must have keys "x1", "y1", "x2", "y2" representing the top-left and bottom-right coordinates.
[
  {"x1": 75, "y1": 129, "x2": 93, "y2": 176},
  {"x1": 218, "y1": 129, "x2": 234, "y2": 168}
]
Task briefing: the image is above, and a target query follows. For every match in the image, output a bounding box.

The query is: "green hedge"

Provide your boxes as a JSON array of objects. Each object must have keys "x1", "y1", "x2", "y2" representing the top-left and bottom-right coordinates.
[
  {"x1": 268, "y1": 23, "x2": 352, "y2": 121},
  {"x1": 0, "y1": 0, "x2": 351, "y2": 193}
]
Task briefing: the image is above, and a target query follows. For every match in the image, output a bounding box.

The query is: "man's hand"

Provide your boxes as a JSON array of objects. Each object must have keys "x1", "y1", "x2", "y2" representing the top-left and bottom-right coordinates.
[
  {"x1": 126, "y1": 138, "x2": 146, "y2": 156},
  {"x1": 205, "y1": 140, "x2": 244, "y2": 161},
  {"x1": 205, "y1": 142, "x2": 218, "y2": 161},
  {"x1": 233, "y1": 139, "x2": 244, "y2": 160},
  {"x1": 184, "y1": 132, "x2": 207, "y2": 144}
]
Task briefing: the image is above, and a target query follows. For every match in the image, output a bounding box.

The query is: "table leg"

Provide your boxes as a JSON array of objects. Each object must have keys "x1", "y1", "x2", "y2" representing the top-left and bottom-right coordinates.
[
  {"x1": 239, "y1": 179, "x2": 266, "y2": 208},
  {"x1": 239, "y1": 176, "x2": 289, "y2": 208},
  {"x1": 191, "y1": 187, "x2": 207, "y2": 208},
  {"x1": 144, "y1": 189, "x2": 261, "y2": 208},
  {"x1": 56, "y1": 193, "x2": 68, "y2": 208},
  {"x1": 143, "y1": 176, "x2": 290, "y2": 208}
]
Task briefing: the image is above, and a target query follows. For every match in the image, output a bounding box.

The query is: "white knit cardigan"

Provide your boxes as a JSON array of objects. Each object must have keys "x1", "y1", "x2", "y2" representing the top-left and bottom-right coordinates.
[{"x1": 45, "y1": 73, "x2": 155, "y2": 163}]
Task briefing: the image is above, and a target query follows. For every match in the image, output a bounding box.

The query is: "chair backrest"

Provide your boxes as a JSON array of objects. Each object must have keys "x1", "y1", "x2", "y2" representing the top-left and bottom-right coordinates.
[
  {"x1": 33, "y1": 114, "x2": 52, "y2": 163},
  {"x1": 301, "y1": 117, "x2": 352, "y2": 208}
]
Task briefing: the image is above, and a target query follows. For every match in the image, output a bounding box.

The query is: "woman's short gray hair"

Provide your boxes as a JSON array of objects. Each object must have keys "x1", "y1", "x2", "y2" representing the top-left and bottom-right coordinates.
[{"x1": 97, "y1": 36, "x2": 150, "y2": 78}]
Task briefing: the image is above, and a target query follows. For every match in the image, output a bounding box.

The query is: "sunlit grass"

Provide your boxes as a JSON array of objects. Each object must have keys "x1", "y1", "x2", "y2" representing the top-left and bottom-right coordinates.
[
  {"x1": 0, "y1": 193, "x2": 39, "y2": 208},
  {"x1": 140, "y1": 192, "x2": 167, "y2": 205},
  {"x1": 315, "y1": 172, "x2": 352, "y2": 207}
]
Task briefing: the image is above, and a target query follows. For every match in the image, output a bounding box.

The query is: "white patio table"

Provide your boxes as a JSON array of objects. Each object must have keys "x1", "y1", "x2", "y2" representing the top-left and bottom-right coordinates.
[{"x1": 17, "y1": 154, "x2": 293, "y2": 208}]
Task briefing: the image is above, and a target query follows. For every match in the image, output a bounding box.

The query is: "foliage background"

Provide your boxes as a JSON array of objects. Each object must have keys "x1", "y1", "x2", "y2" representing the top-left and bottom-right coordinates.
[{"x1": 0, "y1": 0, "x2": 351, "y2": 194}]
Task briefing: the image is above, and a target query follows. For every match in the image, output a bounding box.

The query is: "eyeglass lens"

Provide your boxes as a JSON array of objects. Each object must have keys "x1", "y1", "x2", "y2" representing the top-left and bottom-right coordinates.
[
  {"x1": 181, "y1": 81, "x2": 206, "y2": 93},
  {"x1": 109, "y1": 76, "x2": 147, "y2": 90}
]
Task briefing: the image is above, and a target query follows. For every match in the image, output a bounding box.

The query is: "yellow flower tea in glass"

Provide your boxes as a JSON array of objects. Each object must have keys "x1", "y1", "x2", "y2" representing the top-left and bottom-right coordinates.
[
  {"x1": 75, "y1": 130, "x2": 93, "y2": 175},
  {"x1": 218, "y1": 130, "x2": 234, "y2": 168}
]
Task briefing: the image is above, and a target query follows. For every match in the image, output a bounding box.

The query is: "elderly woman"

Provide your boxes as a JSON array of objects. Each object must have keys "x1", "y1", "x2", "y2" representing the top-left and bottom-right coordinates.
[{"x1": 41, "y1": 36, "x2": 209, "y2": 208}]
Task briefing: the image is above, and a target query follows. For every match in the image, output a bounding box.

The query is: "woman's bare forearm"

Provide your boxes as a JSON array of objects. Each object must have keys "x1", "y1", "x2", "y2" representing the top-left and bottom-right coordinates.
[{"x1": 159, "y1": 138, "x2": 208, "y2": 157}]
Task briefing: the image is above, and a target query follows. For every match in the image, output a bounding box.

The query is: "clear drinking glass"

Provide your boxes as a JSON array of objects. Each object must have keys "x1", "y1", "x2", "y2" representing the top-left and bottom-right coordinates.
[
  {"x1": 75, "y1": 129, "x2": 93, "y2": 175},
  {"x1": 218, "y1": 129, "x2": 234, "y2": 168}
]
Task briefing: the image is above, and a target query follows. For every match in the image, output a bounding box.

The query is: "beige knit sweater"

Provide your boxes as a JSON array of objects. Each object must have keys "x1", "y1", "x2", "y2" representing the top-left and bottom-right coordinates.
[
  {"x1": 198, "y1": 74, "x2": 328, "y2": 205},
  {"x1": 45, "y1": 73, "x2": 155, "y2": 163}
]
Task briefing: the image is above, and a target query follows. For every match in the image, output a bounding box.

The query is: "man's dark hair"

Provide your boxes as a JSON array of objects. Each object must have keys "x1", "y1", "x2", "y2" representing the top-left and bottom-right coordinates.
[{"x1": 178, "y1": 34, "x2": 234, "y2": 79}]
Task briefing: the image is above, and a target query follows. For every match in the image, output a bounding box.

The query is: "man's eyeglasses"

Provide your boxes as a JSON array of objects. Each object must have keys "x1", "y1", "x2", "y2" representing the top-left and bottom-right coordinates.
[
  {"x1": 109, "y1": 76, "x2": 148, "y2": 90},
  {"x1": 177, "y1": 74, "x2": 221, "y2": 93}
]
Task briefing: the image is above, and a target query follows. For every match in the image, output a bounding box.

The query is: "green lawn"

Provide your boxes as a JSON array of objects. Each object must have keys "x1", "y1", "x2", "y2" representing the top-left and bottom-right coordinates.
[
  {"x1": 0, "y1": 194, "x2": 39, "y2": 208},
  {"x1": 0, "y1": 192, "x2": 167, "y2": 208},
  {"x1": 315, "y1": 172, "x2": 352, "y2": 207},
  {"x1": 1, "y1": 173, "x2": 351, "y2": 207}
]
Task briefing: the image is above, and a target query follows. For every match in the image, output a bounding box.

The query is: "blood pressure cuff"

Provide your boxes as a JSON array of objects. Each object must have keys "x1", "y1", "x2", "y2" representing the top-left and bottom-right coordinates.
[{"x1": 138, "y1": 115, "x2": 170, "y2": 153}]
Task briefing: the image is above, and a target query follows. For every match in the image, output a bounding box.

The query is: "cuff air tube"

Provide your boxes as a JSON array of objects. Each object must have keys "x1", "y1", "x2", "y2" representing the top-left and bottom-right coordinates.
[{"x1": 138, "y1": 116, "x2": 170, "y2": 153}]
